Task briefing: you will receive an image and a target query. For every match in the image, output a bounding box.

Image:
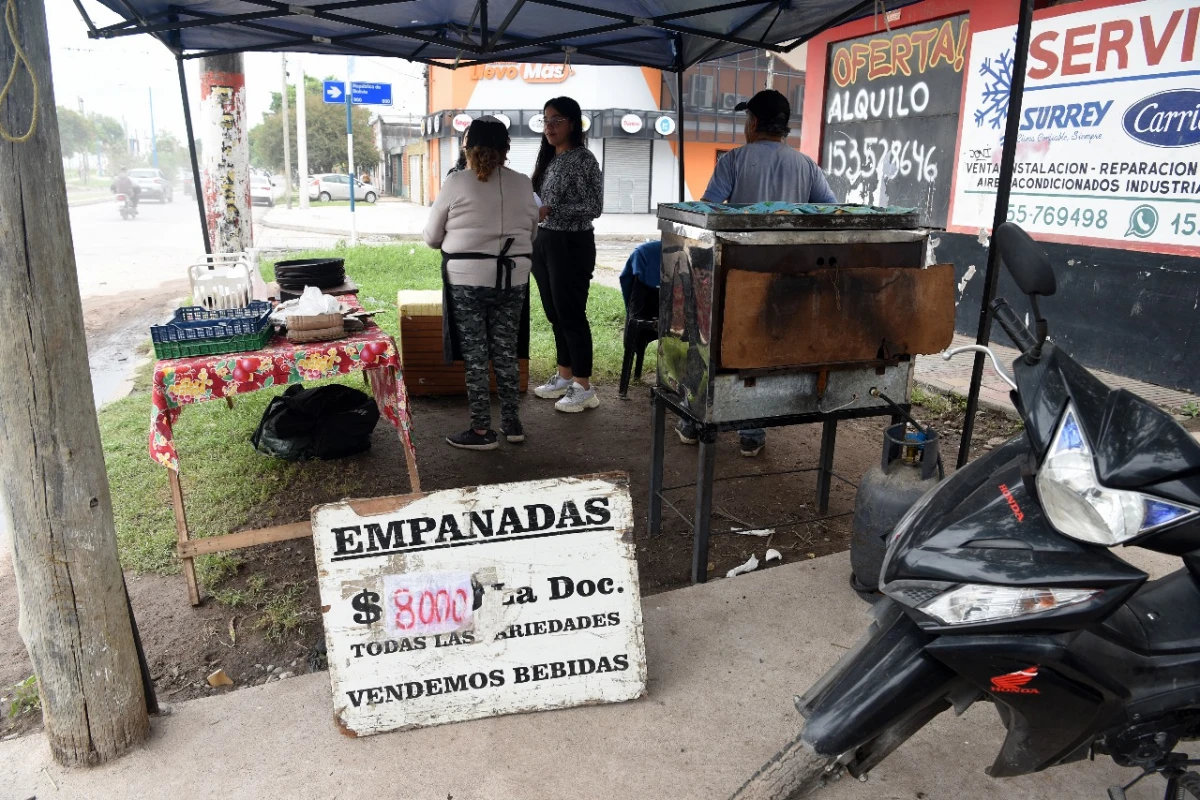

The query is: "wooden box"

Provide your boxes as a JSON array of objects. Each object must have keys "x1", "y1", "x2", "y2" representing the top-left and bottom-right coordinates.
[{"x1": 397, "y1": 290, "x2": 529, "y2": 397}]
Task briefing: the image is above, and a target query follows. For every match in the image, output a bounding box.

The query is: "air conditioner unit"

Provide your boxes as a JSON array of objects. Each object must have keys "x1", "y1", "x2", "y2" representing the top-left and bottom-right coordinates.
[{"x1": 721, "y1": 93, "x2": 738, "y2": 110}]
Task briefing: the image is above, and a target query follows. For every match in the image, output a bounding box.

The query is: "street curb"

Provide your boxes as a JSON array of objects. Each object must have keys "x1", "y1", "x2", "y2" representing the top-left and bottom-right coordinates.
[
  {"x1": 912, "y1": 377, "x2": 1020, "y2": 419},
  {"x1": 68, "y1": 195, "x2": 113, "y2": 208}
]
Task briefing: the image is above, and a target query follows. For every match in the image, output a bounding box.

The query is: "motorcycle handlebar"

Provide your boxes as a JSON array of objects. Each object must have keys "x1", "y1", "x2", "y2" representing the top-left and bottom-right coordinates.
[{"x1": 991, "y1": 299, "x2": 1039, "y2": 355}]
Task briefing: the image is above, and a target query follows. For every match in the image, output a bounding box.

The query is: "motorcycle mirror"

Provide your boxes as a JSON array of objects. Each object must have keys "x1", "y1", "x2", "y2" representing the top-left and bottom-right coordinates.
[{"x1": 995, "y1": 223, "x2": 1056, "y2": 298}]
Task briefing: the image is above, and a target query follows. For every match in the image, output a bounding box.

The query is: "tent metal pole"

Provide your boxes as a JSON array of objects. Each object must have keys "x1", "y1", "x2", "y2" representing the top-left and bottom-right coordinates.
[
  {"x1": 956, "y1": 0, "x2": 1036, "y2": 468},
  {"x1": 677, "y1": 35, "x2": 686, "y2": 202},
  {"x1": 177, "y1": 56, "x2": 212, "y2": 255}
]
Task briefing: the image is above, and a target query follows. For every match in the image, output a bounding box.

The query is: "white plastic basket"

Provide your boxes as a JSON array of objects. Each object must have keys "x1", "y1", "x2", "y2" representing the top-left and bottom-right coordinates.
[{"x1": 189, "y1": 253, "x2": 253, "y2": 310}]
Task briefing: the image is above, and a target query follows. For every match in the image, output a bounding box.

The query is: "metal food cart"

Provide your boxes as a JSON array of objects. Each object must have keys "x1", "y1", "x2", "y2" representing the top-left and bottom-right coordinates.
[{"x1": 646, "y1": 202, "x2": 956, "y2": 583}]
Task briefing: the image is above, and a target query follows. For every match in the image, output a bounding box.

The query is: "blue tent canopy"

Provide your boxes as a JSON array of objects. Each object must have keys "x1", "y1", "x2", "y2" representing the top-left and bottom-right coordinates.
[{"x1": 79, "y1": 0, "x2": 919, "y2": 69}]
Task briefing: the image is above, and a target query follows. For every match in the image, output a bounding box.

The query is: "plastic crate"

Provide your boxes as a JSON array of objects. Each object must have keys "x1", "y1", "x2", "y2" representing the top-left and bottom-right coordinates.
[
  {"x1": 152, "y1": 325, "x2": 274, "y2": 361},
  {"x1": 151, "y1": 301, "x2": 273, "y2": 345}
]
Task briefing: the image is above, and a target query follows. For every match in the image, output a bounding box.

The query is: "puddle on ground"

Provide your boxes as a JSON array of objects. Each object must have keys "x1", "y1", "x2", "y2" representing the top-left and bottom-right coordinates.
[{"x1": 88, "y1": 294, "x2": 186, "y2": 409}]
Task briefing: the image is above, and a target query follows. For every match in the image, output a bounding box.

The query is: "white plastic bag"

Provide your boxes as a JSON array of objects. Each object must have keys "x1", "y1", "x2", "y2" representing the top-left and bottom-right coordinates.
[{"x1": 289, "y1": 285, "x2": 339, "y2": 317}]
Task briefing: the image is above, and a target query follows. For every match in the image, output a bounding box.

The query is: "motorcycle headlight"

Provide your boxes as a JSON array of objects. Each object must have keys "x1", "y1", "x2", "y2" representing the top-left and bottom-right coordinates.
[
  {"x1": 921, "y1": 584, "x2": 1100, "y2": 625},
  {"x1": 1036, "y1": 405, "x2": 1198, "y2": 546}
]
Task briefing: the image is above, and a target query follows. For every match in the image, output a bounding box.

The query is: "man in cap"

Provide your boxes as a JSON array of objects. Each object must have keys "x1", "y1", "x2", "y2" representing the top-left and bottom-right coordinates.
[{"x1": 677, "y1": 88, "x2": 837, "y2": 457}]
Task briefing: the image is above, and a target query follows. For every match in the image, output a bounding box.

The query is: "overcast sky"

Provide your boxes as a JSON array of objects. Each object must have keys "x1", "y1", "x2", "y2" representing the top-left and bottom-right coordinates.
[{"x1": 47, "y1": 0, "x2": 427, "y2": 147}]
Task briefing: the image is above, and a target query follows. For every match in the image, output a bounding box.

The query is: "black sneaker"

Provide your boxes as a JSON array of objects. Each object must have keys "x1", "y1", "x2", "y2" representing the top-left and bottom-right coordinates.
[
  {"x1": 676, "y1": 419, "x2": 698, "y2": 445},
  {"x1": 446, "y1": 429, "x2": 499, "y2": 451},
  {"x1": 502, "y1": 420, "x2": 525, "y2": 443},
  {"x1": 739, "y1": 436, "x2": 764, "y2": 458}
]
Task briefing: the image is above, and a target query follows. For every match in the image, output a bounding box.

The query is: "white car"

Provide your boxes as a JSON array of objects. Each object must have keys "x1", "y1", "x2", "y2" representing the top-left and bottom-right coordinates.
[
  {"x1": 129, "y1": 168, "x2": 172, "y2": 202},
  {"x1": 308, "y1": 174, "x2": 377, "y2": 203},
  {"x1": 250, "y1": 174, "x2": 275, "y2": 207}
]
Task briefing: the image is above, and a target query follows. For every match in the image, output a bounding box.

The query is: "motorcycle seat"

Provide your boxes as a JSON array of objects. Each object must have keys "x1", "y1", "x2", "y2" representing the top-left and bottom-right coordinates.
[{"x1": 1101, "y1": 569, "x2": 1200, "y2": 655}]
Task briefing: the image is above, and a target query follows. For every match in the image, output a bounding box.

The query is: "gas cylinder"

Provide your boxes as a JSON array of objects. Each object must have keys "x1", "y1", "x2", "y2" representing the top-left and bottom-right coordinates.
[{"x1": 850, "y1": 423, "x2": 942, "y2": 597}]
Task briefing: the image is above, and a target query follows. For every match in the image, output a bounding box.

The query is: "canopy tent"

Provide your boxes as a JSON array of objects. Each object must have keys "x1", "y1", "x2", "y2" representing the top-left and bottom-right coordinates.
[
  {"x1": 70, "y1": 0, "x2": 1036, "y2": 467},
  {"x1": 78, "y1": 0, "x2": 920, "y2": 69}
]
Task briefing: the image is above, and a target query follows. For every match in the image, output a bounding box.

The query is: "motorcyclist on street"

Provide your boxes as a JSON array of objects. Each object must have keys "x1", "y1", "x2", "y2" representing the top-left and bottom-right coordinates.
[{"x1": 112, "y1": 169, "x2": 139, "y2": 207}]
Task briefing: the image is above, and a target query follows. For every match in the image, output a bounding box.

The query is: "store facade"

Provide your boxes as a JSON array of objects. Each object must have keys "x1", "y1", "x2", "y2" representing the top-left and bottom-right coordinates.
[
  {"x1": 417, "y1": 53, "x2": 806, "y2": 211},
  {"x1": 796, "y1": 0, "x2": 1200, "y2": 393}
]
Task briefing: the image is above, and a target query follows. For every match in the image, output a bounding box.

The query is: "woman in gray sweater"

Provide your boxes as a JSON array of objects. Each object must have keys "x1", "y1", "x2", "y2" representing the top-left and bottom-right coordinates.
[{"x1": 424, "y1": 117, "x2": 541, "y2": 450}]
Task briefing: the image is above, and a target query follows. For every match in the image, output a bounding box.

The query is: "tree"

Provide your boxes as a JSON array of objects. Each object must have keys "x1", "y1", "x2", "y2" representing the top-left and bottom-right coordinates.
[
  {"x1": 56, "y1": 106, "x2": 93, "y2": 158},
  {"x1": 88, "y1": 112, "x2": 136, "y2": 172},
  {"x1": 154, "y1": 132, "x2": 192, "y2": 178},
  {"x1": 249, "y1": 77, "x2": 378, "y2": 176}
]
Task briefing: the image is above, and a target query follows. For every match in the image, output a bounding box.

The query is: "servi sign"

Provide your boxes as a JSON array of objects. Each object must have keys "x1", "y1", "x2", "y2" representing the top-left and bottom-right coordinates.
[
  {"x1": 952, "y1": 0, "x2": 1200, "y2": 252},
  {"x1": 312, "y1": 474, "x2": 647, "y2": 736}
]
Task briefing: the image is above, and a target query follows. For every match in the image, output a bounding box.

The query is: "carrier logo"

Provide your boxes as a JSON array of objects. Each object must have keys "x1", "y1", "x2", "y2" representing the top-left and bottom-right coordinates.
[
  {"x1": 991, "y1": 666, "x2": 1040, "y2": 694},
  {"x1": 1123, "y1": 90, "x2": 1200, "y2": 148}
]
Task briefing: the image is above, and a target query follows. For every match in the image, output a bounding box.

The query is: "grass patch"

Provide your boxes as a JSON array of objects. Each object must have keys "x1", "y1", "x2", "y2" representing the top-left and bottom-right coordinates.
[
  {"x1": 100, "y1": 243, "x2": 638, "y2": 603},
  {"x1": 911, "y1": 384, "x2": 967, "y2": 417},
  {"x1": 1182, "y1": 400, "x2": 1200, "y2": 419},
  {"x1": 3, "y1": 676, "x2": 40, "y2": 720}
]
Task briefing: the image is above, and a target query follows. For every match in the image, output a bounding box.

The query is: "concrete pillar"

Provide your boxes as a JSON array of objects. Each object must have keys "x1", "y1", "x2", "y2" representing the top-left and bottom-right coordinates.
[{"x1": 199, "y1": 53, "x2": 252, "y2": 253}]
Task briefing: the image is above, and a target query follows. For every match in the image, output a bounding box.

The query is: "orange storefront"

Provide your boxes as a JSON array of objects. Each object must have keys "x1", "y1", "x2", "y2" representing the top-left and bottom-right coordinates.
[{"x1": 415, "y1": 52, "x2": 808, "y2": 210}]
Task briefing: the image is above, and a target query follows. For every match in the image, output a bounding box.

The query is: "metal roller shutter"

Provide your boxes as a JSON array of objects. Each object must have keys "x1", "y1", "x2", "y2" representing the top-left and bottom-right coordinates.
[
  {"x1": 439, "y1": 136, "x2": 456, "y2": 187},
  {"x1": 506, "y1": 139, "x2": 542, "y2": 180},
  {"x1": 603, "y1": 139, "x2": 651, "y2": 214}
]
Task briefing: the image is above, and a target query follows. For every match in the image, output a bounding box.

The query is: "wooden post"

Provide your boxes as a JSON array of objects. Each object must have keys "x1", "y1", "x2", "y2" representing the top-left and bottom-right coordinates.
[{"x1": 0, "y1": 0, "x2": 149, "y2": 765}]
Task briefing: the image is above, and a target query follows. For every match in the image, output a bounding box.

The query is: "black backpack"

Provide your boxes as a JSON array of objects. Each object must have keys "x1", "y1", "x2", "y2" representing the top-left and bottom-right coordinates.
[{"x1": 251, "y1": 384, "x2": 380, "y2": 461}]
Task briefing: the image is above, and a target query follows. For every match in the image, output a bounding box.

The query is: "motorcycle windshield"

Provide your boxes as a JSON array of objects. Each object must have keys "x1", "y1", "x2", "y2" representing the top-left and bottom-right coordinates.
[{"x1": 1012, "y1": 344, "x2": 1200, "y2": 509}]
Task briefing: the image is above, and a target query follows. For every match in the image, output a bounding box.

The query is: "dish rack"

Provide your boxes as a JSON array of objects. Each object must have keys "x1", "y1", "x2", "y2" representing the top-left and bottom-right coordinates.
[
  {"x1": 151, "y1": 301, "x2": 273, "y2": 360},
  {"x1": 189, "y1": 253, "x2": 253, "y2": 310}
]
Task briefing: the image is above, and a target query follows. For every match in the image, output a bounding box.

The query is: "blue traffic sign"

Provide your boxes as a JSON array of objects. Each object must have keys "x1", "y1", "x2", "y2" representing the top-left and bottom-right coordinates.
[{"x1": 323, "y1": 80, "x2": 392, "y2": 106}]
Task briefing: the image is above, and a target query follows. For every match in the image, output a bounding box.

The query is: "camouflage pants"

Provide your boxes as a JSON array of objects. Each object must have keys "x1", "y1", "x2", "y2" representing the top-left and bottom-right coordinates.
[{"x1": 449, "y1": 283, "x2": 525, "y2": 430}]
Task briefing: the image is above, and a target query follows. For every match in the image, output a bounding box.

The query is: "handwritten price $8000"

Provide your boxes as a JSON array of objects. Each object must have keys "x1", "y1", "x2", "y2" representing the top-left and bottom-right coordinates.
[{"x1": 351, "y1": 573, "x2": 476, "y2": 636}]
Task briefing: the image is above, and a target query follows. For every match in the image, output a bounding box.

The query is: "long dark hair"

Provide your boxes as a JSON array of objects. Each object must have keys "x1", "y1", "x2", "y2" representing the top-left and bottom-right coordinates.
[{"x1": 531, "y1": 96, "x2": 585, "y2": 193}]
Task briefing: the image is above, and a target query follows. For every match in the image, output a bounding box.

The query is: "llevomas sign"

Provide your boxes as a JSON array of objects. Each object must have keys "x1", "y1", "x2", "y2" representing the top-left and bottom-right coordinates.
[
  {"x1": 313, "y1": 473, "x2": 646, "y2": 736},
  {"x1": 470, "y1": 63, "x2": 576, "y2": 83}
]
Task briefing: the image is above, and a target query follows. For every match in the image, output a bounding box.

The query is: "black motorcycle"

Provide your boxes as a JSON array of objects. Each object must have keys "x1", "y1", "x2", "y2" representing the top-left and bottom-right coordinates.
[{"x1": 733, "y1": 223, "x2": 1200, "y2": 800}]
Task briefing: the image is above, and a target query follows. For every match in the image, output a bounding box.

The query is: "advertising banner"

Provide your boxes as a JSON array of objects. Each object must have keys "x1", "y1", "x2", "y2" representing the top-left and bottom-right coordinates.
[
  {"x1": 952, "y1": 0, "x2": 1200, "y2": 251},
  {"x1": 313, "y1": 474, "x2": 646, "y2": 736},
  {"x1": 822, "y1": 15, "x2": 969, "y2": 227}
]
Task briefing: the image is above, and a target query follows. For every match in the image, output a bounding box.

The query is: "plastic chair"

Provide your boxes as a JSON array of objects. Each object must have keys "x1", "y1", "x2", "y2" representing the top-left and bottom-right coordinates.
[
  {"x1": 189, "y1": 253, "x2": 253, "y2": 310},
  {"x1": 618, "y1": 276, "x2": 660, "y2": 398}
]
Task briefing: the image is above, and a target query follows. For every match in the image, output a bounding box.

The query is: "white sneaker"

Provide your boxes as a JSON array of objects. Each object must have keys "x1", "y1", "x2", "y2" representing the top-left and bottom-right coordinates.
[
  {"x1": 534, "y1": 373, "x2": 573, "y2": 399},
  {"x1": 555, "y1": 382, "x2": 599, "y2": 413}
]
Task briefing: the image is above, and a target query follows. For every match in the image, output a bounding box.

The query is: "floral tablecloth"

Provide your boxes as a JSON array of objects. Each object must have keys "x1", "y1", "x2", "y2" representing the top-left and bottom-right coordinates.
[{"x1": 150, "y1": 324, "x2": 414, "y2": 471}]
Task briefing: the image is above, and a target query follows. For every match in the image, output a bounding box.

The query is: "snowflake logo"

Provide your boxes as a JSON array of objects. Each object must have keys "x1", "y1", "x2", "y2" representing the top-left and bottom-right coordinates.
[{"x1": 974, "y1": 39, "x2": 1015, "y2": 129}]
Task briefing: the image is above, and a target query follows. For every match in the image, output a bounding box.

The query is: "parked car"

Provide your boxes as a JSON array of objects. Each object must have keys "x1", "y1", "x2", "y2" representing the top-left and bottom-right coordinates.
[
  {"x1": 250, "y1": 174, "x2": 276, "y2": 207},
  {"x1": 129, "y1": 168, "x2": 173, "y2": 202},
  {"x1": 177, "y1": 168, "x2": 195, "y2": 199},
  {"x1": 308, "y1": 174, "x2": 377, "y2": 203}
]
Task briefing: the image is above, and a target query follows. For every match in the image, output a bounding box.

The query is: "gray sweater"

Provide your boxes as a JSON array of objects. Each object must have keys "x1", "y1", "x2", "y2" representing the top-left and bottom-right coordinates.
[{"x1": 423, "y1": 167, "x2": 541, "y2": 288}]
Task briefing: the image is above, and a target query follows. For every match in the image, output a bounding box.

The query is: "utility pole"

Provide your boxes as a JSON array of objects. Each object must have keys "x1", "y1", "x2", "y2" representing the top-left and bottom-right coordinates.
[
  {"x1": 148, "y1": 87, "x2": 158, "y2": 168},
  {"x1": 0, "y1": 0, "x2": 149, "y2": 765},
  {"x1": 199, "y1": 53, "x2": 252, "y2": 253},
  {"x1": 281, "y1": 54, "x2": 292, "y2": 209},
  {"x1": 346, "y1": 55, "x2": 357, "y2": 245},
  {"x1": 297, "y1": 55, "x2": 309, "y2": 209}
]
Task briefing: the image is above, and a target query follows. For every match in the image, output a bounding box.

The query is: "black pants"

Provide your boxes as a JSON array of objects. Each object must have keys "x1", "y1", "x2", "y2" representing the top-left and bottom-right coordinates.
[{"x1": 532, "y1": 228, "x2": 595, "y2": 379}]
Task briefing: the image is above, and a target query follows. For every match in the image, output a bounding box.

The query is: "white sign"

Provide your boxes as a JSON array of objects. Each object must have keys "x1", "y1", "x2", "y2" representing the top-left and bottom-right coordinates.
[
  {"x1": 493, "y1": 113, "x2": 512, "y2": 129},
  {"x1": 952, "y1": 0, "x2": 1200, "y2": 252},
  {"x1": 621, "y1": 113, "x2": 644, "y2": 134},
  {"x1": 654, "y1": 115, "x2": 677, "y2": 136},
  {"x1": 452, "y1": 113, "x2": 473, "y2": 133},
  {"x1": 313, "y1": 474, "x2": 647, "y2": 736},
  {"x1": 529, "y1": 113, "x2": 545, "y2": 134}
]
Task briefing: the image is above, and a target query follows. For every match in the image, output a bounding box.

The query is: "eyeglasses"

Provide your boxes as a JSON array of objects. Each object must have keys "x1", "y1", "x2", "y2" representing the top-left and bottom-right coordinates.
[{"x1": 543, "y1": 116, "x2": 570, "y2": 128}]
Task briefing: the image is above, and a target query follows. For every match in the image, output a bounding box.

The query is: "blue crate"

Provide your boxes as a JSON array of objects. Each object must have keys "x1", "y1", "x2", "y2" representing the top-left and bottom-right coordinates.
[{"x1": 150, "y1": 301, "x2": 273, "y2": 344}]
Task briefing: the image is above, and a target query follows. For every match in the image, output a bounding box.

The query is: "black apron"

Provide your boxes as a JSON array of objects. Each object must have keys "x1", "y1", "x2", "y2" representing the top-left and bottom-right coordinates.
[{"x1": 440, "y1": 237, "x2": 532, "y2": 364}]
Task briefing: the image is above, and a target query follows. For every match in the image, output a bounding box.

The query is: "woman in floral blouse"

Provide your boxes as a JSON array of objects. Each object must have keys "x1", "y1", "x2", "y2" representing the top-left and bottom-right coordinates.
[{"x1": 529, "y1": 96, "x2": 604, "y2": 413}]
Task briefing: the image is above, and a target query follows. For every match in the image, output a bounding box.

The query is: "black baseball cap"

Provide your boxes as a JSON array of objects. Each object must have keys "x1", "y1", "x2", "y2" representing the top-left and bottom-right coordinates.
[
  {"x1": 465, "y1": 116, "x2": 509, "y2": 150},
  {"x1": 734, "y1": 89, "x2": 790, "y2": 125}
]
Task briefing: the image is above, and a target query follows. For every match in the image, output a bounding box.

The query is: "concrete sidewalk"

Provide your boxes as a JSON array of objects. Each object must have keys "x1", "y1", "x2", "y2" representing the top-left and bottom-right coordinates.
[
  {"x1": 2, "y1": 549, "x2": 1176, "y2": 800},
  {"x1": 261, "y1": 199, "x2": 662, "y2": 239},
  {"x1": 915, "y1": 334, "x2": 1197, "y2": 416}
]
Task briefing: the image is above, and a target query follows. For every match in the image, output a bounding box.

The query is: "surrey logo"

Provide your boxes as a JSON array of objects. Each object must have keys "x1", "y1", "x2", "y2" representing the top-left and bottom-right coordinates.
[{"x1": 991, "y1": 666, "x2": 1041, "y2": 694}]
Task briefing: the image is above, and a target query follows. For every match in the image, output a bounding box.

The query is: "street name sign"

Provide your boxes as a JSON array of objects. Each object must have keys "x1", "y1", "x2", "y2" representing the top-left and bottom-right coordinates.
[
  {"x1": 323, "y1": 81, "x2": 393, "y2": 106},
  {"x1": 312, "y1": 473, "x2": 647, "y2": 736}
]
